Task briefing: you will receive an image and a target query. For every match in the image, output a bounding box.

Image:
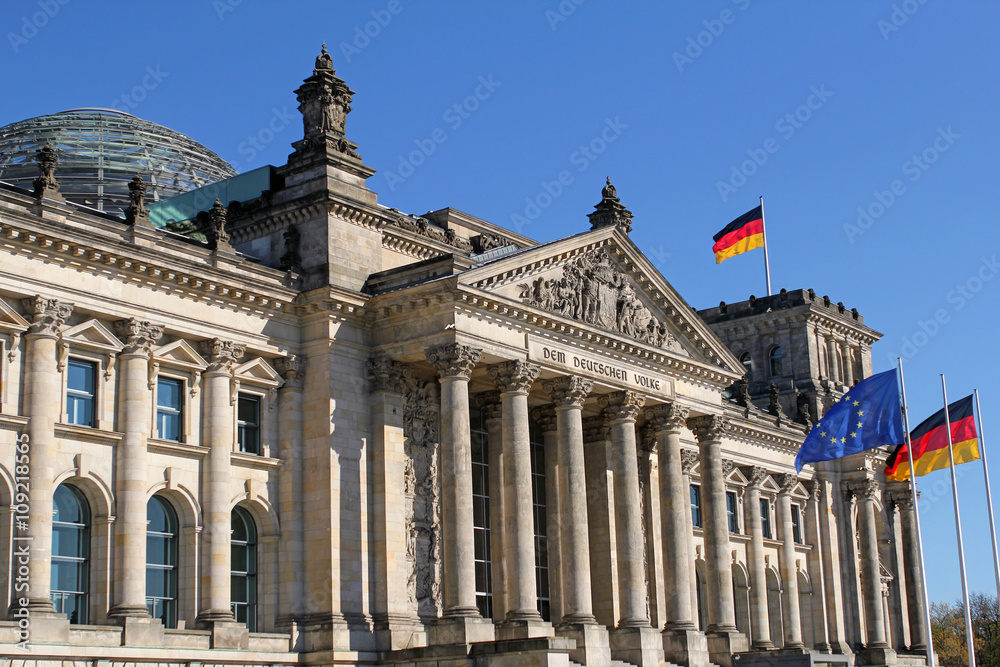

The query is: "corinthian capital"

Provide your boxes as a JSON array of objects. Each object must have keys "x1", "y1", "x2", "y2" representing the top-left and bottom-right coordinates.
[
  {"x1": 582, "y1": 415, "x2": 608, "y2": 442},
  {"x1": 686, "y1": 414, "x2": 730, "y2": 443},
  {"x1": 275, "y1": 354, "x2": 306, "y2": 389},
  {"x1": 544, "y1": 375, "x2": 593, "y2": 408},
  {"x1": 644, "y1": 402, "x2": 690, "y2": 433},
  {"x1": 199, "y1": 338, "x2": 245, "y2": 374},
  {"x1": 475, "y1": 390, "x2": 502, "y2": 424},
  {"x1": 599, "y1": 390, "x2": 644, "y2": 422},
  {"x1": 488, "y1": 360, "x2": 540, "y2": 395},
  {"x1": 778, "y1": 473, "x2": 799, "y2": 495},
  {"x1": 681, "y1": 449, "x2": 699, "y2": 474},
  {"x1": 744, "y1": 466, "x2": 769, "y2": 490},
  {"x1": 426, "y1": 343, "x2": 482, "y2": 379},
  {"x1": 114, "y1": 318, "x2": 164, "y2": 356},
  {"x1": 367, "y1": 355, "x2": 410, "y2": 394},
  {"x1": 22, "y1": 295, "x2": 72, "y2": 336}
]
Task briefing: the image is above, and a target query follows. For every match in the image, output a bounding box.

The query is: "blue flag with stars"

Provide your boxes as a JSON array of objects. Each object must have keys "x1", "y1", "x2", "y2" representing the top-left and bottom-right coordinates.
[{"x1": 795, "y1": 369, "x2": 904, "y2": 472}]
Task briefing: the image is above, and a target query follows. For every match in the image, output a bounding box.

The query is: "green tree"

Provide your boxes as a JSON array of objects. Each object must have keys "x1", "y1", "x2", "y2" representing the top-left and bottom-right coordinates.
[{"x1": 931, "y1": 593, "x2": 1000, "y2": 667}]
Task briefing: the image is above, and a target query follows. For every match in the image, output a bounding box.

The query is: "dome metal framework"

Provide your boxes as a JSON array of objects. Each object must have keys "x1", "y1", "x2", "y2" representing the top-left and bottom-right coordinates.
[{"x1": 0, "y1": 108, "x2": 237, "y2": 215}]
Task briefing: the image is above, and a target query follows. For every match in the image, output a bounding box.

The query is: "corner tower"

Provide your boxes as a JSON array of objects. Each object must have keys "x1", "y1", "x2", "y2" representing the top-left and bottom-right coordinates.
[{"x1": 698, "y1": 289, "x2": 881, "y2": 423}]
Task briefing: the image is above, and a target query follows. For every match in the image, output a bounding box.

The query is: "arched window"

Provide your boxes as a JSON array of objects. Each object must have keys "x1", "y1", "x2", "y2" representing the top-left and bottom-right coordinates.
[
  {"x1": 739, "y1": 352, "x2": 753, "y2": 380},
  {"x1": 769, "y1": 346, "x2": 783, "y2": 377},
  {"x1": 231, "y1": 507, "x2": 258, "y2": 631},
  {"x1": 146, "y1": 496, "x2": 178, "y2": 628},
  {"x1": 52, "y1": 484, "x2": 90, "y2": 624}
]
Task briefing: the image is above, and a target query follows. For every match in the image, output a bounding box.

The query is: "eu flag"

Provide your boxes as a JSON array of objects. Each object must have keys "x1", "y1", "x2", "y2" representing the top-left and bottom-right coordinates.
[{"x1": 795, "y1": 369, "x2": 904, "y2": 472}]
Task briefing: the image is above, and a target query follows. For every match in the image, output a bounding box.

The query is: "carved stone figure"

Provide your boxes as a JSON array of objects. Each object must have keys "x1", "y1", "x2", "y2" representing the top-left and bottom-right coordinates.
[
  {"x1": 280, "y1": 224, "x2": 302, "y2": 273},
  {"x1": 768, "y1": 383, "x2": 783, "y2": 417},
  {"x1": 33, "y1": 142, "x2": 61, "y2": 198},
  {"x1": 518, "y1": 247, "x2": 678, "y2": 351},
  {"x1": 124, "y1": 174, "x2": 149, "y2": 225},
  {"x1": 206, "y1": 199, "x2": 231, "y2": 250},
  {"x1": 796, "y1": 392, "x2": 813, "y2": 426},
  {"x1": 587, "y1": 177, "x2": 634, "y2": 234}
]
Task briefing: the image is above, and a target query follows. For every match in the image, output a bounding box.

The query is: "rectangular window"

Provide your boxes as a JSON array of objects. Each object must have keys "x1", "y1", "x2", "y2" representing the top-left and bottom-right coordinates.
[
  {"x1": 66, "y1": 359, "x2": 96, "y2": 427},
  {"x1": 791, "y1": 504, "x2": 803, "y2": 544},
  {"x1": 727, "y1": 491, "x2": 739, "y2": 534},
  {"x1": 760, "y1": 499, "x2": 772, "y2": 539},
  {"x1": 469, "y1": 402, "x2": 492, "y2": 619},
  {"x1": 237, "y1": 394, "x2": 261, "y2": 454},
  {"x1": 690, "y1": 484, "x2": 703, "y2": 529},
  {"x1": 156, "y1": 377, "x2": 183, "y2": 442}
]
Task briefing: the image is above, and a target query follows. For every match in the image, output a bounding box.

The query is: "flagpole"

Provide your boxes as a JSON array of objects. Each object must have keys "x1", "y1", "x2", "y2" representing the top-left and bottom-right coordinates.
[
  {"x1": 943, "y1": 374, "x2": 976, "y2": 667},
  {"x1": 898, "y1": 359, "x2": 936, "y2": 667},
  {"x1": 975, "y1": 388, "x2": 1000, "y2": 604},
  {"x1": 759, "y1": 195, "x2": 772, "y2": 296}
]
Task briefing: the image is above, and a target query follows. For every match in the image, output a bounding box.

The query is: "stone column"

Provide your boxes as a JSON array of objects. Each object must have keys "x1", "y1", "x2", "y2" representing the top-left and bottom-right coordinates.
[
  {"x1": 840, "y1": 344, "x2": 855, "y2": 387},
  {"x1": 804, "y1": 481, "x2": 832, "y2": 653},
  {"x1": 546, "y1": 376, "x2": 610, "y2": 666},
  {"x1": 647, "y1": 403, "x2": 710, "y2": 666},
  {"x1": 20, "y1": 296, "x2": 72, "y2": 616},
  {"x1": 533, "y1": 405, "x2": 563, "y2": 625},
  {"x1": 108, "y1": 320, "x2": 163, "y2": 632},
  {"x1": 887, "y1": 486, "x2": 927, "y2": 652},
  {"x1": 688, "y1": 415, "x2": 747, "y2": 666},
  {"x1": 851, "y1": 479, "x2": 895, "y2": 664},
  {"x1": 826, "y1": 338, "x2": 841, "y2": 385},
  {"x1": 476, "y1": 391, "x2": 506, "y2": 623},
  {"x1": 776, "y1": 474, "x2": 804, "y2": 649},
  {"x1": 426, "y1": 343, "x2": 494, "y2": 645},
  {"x1": 275, "y1": 355, "x2": 306, "y2": 630},
  {"x1": 582, "y1": 416, "x2": 617, "y2": 628},
  {"x1": 489, "y1": 360, "x2": 550, "y2": 638},
  {"x1": 367, "y1": 356, "x2": 420, "y2": 649},
  {"x1": 196, "y1": 339, "x2": 244, "y2": 636},
  {"x1": 742, "y1": 467, "x2": 774, "y2": 650},
  {"x1": 602, "y1": 391, "x2": 663, "y2": 667}
]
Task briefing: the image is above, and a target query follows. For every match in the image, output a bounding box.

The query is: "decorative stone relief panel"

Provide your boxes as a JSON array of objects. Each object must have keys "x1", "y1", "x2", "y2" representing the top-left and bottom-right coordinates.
[
  {"x1": 402, "y1": 375, "x2": 442, "y2": 619},
  {"x1": 517, "y1": 248, "x2": 681, "y2": 351}
]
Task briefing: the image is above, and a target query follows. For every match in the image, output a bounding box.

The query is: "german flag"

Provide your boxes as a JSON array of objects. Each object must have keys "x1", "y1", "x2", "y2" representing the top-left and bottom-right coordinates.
[
  {"x1": 713, "y1": 205, "x2": 764, "y2": 264},
  {"x1": 885, "y1": 394, "x2": 979, "y2": 481}
]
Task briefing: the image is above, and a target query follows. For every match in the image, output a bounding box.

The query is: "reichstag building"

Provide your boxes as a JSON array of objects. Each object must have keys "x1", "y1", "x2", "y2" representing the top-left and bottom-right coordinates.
[{"x1": 0, "y1": 47, "x2": 928, "y2": 667}]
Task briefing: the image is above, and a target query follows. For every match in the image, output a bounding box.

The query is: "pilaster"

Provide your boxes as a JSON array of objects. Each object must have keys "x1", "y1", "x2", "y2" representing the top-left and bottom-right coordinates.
[
  {"x1": 741, "y1": 466, "x2": 773, "y2": 650},
  {"x1": 776, "y1": 474, "x2": 805, "y2": 649}
]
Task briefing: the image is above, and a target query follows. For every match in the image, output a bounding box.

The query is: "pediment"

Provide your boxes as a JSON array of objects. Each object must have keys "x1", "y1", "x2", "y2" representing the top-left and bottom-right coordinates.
[
  {"x1": 759, "y1": 476, "x2": 781, "y2": 494},
  {"x1": 459, "y1": 227, "x2": 742, "y2": 375},
  {"x1": 61, "y1": 319, "x2": 124, "y2": 352},
  {"x1": 727, "y1": 466, "x2": 748, "y2": 486},
  {"x1": 234, "y1": 357, "x2": 281, "y2": 386},
  {"x1": 153, "y1": 339, "x2": 208, "y2": 370},
  {"x1": 0, "y1": 298, "x2": 30, "y2": 332}
]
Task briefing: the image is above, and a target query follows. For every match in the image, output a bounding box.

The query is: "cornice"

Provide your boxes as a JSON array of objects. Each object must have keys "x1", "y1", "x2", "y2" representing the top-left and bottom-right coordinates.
[
  {"x1": 456, "y1": 286, "x2": 739, "y2": 389},
  {"x1": 0, "y1": 210, "x2": 297, "y2": 318},
  {"x1": 54, "y1": 423, "x2": 124, "y2": 446},
  {"x1": 722, "y1": 404, "x2": 810, "y2": 453}
]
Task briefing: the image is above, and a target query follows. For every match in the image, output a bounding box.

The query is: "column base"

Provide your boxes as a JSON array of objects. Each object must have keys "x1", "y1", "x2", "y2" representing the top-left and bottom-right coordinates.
[
  {"x1": 859, "y1": 646, "x2": 896, "y2": 666},
  {"x1": 24, "y1": 597, "x2": 57, "y2": 614},
  {"x1": 428, "y1": 615, "x2": 495, "y2": 646},
  {"x1": 706, "y1": 628, "x2": 749, "y2": 667},
  {"x1": 107, "y1": 603, "x2": 152, "y2": 620},
  {"x1": 118, "y1": 616, "x2": 165, "y2": 647},
  {"x1": 557, "y1": 621, "x2": 611, "y2": 666},
  {"x1": 497, "y1": 616, "x2": 554, "y2": 640},
  {"x1": 610, "y1": 625, "x2": 665, "y2": 667},
  {"x1": 372, "y1": 612, "x2": 426, "y2": 651},
  {"x1": 662, "y1": 626, "x2": 710, "y2": 667}
]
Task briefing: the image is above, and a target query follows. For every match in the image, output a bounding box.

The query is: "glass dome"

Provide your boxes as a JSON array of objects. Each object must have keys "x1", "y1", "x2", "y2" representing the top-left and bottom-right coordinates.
[{"x1": 0, "y1": 108, "x2": 237, "y2": 215}]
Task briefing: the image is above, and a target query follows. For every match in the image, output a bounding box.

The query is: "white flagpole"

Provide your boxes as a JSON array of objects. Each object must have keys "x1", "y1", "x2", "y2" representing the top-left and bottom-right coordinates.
[
  {"x1": 974, "y1": 388, "x2": 1000, "y2": 604},
  {"x1": 898, "y1": 359, "x2": 935, "y2": 667},
  {"x1": 759, "y1": 195, "x2": 772, "y2": 296},
  {"x1": 943, "y1": 374, "x2": 976, "y2": 667}
]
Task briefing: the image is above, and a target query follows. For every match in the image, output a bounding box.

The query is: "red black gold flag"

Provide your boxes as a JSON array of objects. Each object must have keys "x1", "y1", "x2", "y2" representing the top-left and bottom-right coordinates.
[
  {"x1": 885, "y1": 394, "x2": 979, "y2": 481},
  {"x1": 713, "y1": 205, "x2": 764, "y2": 264}
]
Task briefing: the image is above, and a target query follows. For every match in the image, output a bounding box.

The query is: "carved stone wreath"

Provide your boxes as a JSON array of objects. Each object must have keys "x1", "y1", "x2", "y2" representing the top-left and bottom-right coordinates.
[{"x1": 517, "y1": 248, "x2": 677, "y2": 349}]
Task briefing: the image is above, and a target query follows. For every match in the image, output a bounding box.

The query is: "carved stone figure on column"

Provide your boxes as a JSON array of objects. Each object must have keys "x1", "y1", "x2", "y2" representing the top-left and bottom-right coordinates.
[
  {"x1": 292, "y1": 45, "x2": 363, "y2": 161},
  {"x1": 33, "y1": 142, "x2": 63, "y2": 200},
  {"x1": 205, "y1": 199, "x2": 232, "y2": 250},
  {"x1": 124, "y1": 174, "x2": 151, "y2": 226}
]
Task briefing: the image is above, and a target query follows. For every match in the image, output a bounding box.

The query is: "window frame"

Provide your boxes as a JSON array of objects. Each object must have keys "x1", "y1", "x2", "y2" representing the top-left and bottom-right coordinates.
[
  {"x1": 51, "y1": 484, "x2": 91, "y2": 624},
  {"x1": 726, "y1": 490, "x2": 740, "y2": 534},
  {"x1": 146, "y1": 495, "x2": 179, "y2": 628},
  {"x1": 231, "y1": 506, "x2": 258, "y2": 632},
  {"x1": 65, "y1": 357, "x2": 98, "y2": 428},
  {"x1": 791, "y1": 503, "x2": 804, "y2": 545},
  {"x1": 760, "y1": 498, "x2": 772, "y2": 539},
  {"x1": 155, "y1": 375, "x2": 186, "y2": 443},
  {"x1": 768, "y1": 346, "x2": 783, "y2": 377},
  {"x1": 236, "y1": 392, "x2": 262, "y2": 455},
  {"x1": 690, "y1": 484, "x2": 703, "y2": 529}
]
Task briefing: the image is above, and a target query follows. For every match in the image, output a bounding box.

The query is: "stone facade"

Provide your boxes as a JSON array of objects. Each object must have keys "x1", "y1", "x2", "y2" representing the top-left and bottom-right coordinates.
[{"x1": 0, "y1": 49, "x2": 926, "y2": 667}]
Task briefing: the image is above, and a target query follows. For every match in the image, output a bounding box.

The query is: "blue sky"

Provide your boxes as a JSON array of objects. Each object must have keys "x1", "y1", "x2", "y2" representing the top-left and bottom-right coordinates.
[{"x1": 3, "y1": 1, "x2": 999, "y2": 606}]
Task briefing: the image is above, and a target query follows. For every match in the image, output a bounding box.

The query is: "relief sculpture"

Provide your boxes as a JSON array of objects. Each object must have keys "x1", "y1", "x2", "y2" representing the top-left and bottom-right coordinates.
[
  {"x1": 402, "y1": 376, "x2": 443, "y2": 619},
  {"x1": 518, "y1": 248, "x2": 678, "y2": 350}
]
